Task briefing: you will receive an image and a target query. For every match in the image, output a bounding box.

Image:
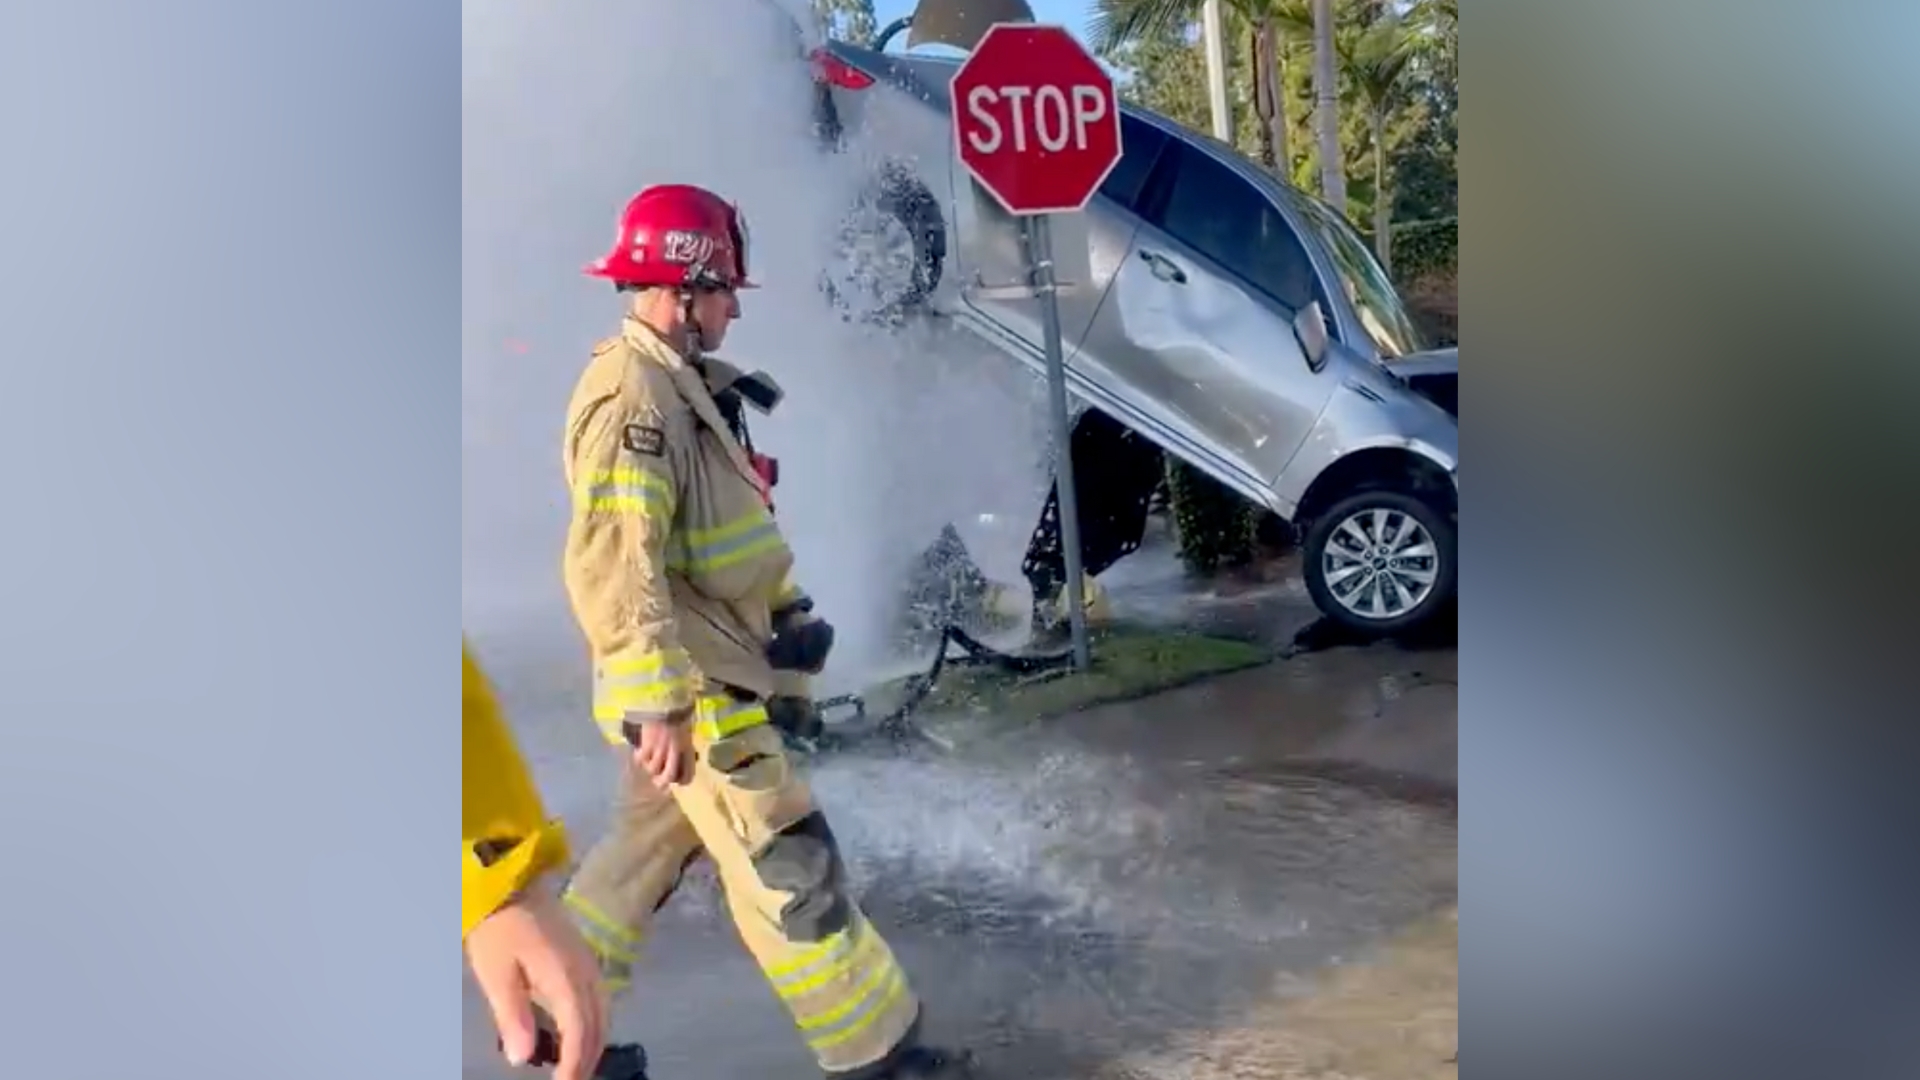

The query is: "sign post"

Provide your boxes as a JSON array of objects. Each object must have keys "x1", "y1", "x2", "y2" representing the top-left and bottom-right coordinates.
[{"x1": 951, "y1": 22, "x2": 1122, "y2": 673}]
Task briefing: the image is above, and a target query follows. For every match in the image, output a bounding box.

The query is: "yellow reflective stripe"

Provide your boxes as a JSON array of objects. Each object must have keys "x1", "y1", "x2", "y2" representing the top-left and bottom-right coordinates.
[
  {"x1": 668, "y1": 511, "x2": 784, "y2": 574},
  {"x1": 563, "y1": 891, "x2": 641, "y2": 948},
  {"x1": 692, "y1": 698, "x2": 768, "y2": 743},
  {"x1": 580, "y1": 930, "x2": 637, "y2": 968},
  {"x1": 575, "y1": 466, "x2": 674, "y2": 516},
  {"x1": 603, "y1": 651, "x2": 686, "y2": 677},
  {"x1": 798, "y1": 949, "x2": 895, "y2": 1030},
  {"x1": 775, "y1": 925, "x2": 880, "y2": 1001},
  {"x1": 804, "y1": 964, "x2": 909, "y2": 1050},
  {"x1": 562, "y1": 892, "x2": 640, "y2": 965},
  {"x1": 593, "y1": 649, "x2": 694, "y2": 724},
  {"x1": 766, "y1": 924, "x2": 858, "y2": 982},
  {"x1": 682, "y1": 510, "x2": 773, "y2": 548},
  {"x1": 593, "y1": 678, "x2": 694, "y2": 724},
  {"x1": 764, "y1": 913, "x2": 913, "y2": 1049}
]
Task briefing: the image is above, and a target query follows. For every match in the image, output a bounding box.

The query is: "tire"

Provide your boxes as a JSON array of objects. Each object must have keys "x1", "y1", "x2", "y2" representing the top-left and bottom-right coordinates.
[
  {"x1": 820, "y1": 166, "x2": 945, "y2": 325},
  {"x1": 1302, "y1": 488, "x2": 1457, "y2": 637}
]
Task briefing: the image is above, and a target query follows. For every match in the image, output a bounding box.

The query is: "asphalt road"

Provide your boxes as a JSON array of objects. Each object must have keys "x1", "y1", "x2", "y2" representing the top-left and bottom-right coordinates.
[{"x1": 463, "y1": 613, "x2": 1458, "y2": 1079}]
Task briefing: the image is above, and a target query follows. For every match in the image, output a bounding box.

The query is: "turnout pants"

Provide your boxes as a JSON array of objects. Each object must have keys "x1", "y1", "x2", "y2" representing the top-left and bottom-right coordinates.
[{"x1": 563, "y1": 692, "x2": 921, "y2": 1076}]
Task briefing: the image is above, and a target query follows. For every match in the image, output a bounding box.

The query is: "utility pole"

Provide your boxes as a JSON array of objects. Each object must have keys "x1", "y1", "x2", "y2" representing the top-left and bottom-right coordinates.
[{"x1": 1200, "y1": 0, "x2": 1231, "y2": 141}]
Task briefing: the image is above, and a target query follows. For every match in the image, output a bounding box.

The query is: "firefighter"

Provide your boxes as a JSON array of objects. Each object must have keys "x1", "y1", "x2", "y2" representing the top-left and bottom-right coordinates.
[
  {"x1": 554, "y1": 184, "x2": 970, "y2": 1079},
  {"x1": 463, "y1": 641, "x2": 612, "y2": 1080}
]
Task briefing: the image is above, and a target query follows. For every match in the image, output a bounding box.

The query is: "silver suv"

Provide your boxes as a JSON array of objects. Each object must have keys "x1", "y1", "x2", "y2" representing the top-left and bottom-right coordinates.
[{"x1": 805, "y1": 5, "x2": 1458, "y2": 636}]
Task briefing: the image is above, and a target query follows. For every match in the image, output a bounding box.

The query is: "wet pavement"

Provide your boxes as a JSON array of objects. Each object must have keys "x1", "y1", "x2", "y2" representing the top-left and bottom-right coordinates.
[{"x1": 465, "y1": 523, "x2": 1457, "y2": 1079}]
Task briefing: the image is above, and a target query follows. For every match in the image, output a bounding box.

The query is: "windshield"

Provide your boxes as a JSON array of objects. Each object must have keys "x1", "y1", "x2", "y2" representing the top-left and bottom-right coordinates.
[{"x1": 1291, "y1": 196, "x2": 1428, "y2": 358}]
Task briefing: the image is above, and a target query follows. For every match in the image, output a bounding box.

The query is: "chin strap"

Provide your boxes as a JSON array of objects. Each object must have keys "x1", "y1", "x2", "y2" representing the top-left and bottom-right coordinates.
[{"x1": 678, "y1": 290, "x2": 705, "y2": 359}]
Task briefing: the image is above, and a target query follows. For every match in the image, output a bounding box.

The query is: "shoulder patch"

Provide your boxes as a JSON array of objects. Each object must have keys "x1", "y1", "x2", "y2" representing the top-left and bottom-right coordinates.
[{"x1": 622, "y1": 423, "x2": 666, "y2": 457}]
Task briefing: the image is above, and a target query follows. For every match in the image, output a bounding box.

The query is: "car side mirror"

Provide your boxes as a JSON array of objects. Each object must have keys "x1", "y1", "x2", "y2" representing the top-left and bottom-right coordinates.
[{"x1": 1294, "y1": 301, "x2": 1330, "y2": 372}]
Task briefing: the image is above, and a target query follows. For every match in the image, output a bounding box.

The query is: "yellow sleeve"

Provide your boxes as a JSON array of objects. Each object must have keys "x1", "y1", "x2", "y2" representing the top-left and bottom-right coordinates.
[
  {"x1": 463, "y1": 641, "x2": 570, "y2": 940},
  {"x1": 562, "y1": 396, "x2": 695, "y2": 740}
]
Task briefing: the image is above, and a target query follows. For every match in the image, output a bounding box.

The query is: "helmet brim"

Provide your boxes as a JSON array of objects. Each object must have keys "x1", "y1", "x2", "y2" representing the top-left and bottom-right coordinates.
[{"x1": 583, "y1": 263, "x2": 760, "y2": 290}]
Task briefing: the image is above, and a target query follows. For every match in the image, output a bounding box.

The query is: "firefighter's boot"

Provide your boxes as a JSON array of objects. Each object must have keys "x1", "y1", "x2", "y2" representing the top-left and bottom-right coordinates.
[
  {"x1": 593, "y1": 1043, "x2": 651, "y2": 1080},
  {"x1": 515, "y1": 1032, "x2": 651, "y2": 1080},
  {"x1": 840, "y1": 1044, "x2": 976, "y2": 1080}
]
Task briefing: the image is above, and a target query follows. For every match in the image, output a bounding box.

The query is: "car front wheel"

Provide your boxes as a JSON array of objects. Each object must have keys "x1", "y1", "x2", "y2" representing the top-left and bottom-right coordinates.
[{"x1": 1302, "y1": 488, "x2": 1456, "y2": 637}]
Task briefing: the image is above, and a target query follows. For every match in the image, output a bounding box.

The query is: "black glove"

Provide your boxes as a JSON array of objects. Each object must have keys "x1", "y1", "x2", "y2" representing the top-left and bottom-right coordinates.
[
  {"x1": 766, "y1": 611, "x2": 834, "y2": 673},
  {"x1": 766, "y1": 695, "x2": 823, "y2": 740}
]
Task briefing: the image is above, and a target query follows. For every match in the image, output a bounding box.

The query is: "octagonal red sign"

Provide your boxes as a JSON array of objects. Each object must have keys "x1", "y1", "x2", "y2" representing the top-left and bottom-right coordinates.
[{"x1": 950, "y1": 23, "x2": 1122, "y2": 216}]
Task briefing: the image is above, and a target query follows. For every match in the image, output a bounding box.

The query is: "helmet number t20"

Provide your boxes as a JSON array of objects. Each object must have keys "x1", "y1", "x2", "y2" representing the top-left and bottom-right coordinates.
[{"x1": 661, "y1": 229, "x2": 716, "y2": 266}]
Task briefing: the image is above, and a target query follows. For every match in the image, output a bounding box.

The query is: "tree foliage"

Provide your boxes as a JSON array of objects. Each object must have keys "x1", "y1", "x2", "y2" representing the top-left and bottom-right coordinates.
[
  {"x1": 813, "y1": 0, "x2": 877, "y2": 45},
  {"x1": 1094, "y1": 0, "x2": 1456, "y2": 272}
]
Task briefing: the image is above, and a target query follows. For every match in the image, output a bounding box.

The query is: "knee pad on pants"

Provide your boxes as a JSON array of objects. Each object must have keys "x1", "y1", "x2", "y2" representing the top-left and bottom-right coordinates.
[{"x1": 752, "y1": 810, "x2": 853, "y2": 943}]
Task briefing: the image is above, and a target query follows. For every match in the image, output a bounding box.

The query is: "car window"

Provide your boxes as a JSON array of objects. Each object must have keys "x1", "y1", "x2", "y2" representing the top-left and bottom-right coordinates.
[
  {"x1": 1097, "y1": 114, "x2": 1169, "y2": 214},
  {"x1": 1147, "y1": 143, "x2": 1322, "y2": 314},
  {"x1": 1291, "y1": 195, "x2": 1428, "y2": 357}
]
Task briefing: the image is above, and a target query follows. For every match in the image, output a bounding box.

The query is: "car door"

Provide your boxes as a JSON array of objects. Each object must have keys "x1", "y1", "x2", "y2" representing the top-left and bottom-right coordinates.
[
  {"x1": 957, "y1": 111, "x2": 1169, "y2": 375},
  {"x1": 1096, "y1": 140, "x2": 1341, "y2": 488}
]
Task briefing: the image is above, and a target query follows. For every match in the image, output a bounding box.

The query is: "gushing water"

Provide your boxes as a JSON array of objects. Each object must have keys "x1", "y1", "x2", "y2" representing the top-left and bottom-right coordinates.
[
  {"x1": 808, "y1": 735, "x2": 1453, "y2": 954},
  {"x1": 462, "y1": 0, "x2": 1052, "y2": 695}
]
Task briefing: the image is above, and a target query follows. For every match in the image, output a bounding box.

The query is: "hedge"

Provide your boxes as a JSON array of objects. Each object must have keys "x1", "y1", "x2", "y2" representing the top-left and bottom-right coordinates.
[
  {"x1": 1166, "y1": 458, "x2": 1256, "y2": 574},
  {"x1": 1390, "y1": 216, "x2": 1458, "y2": 283}
]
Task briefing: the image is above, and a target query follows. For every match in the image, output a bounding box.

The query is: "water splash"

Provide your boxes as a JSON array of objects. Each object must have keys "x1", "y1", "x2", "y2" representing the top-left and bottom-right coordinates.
[{"x1": 462, "y1": 0, "x2": 1052, "y2": 695}]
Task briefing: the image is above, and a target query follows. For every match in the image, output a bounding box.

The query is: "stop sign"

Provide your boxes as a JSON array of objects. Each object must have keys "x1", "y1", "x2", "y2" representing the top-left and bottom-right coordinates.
[{"x1": 950, "y1": 23, "x2": 1122, "y2": 216}]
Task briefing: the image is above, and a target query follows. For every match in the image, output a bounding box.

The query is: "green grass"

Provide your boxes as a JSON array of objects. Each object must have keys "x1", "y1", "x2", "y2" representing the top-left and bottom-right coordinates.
[{"x1": 868, "y1": 623, "x2": 1271, "y2": 723}]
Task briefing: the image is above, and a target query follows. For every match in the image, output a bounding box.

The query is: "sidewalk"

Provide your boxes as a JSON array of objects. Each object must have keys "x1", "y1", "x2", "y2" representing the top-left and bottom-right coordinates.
[{"x1": 1117, "y1": 908, "x2": 1459, "y2": 1080}]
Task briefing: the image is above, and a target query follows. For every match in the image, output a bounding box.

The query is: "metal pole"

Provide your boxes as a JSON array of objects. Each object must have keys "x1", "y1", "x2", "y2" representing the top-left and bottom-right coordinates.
[
  {"x1": 1027, "y1": 214, "x2": 1092, "y2": 672},
  {"x1": 1200, "y1": 0, "x2": 1232, "y2": 142}
]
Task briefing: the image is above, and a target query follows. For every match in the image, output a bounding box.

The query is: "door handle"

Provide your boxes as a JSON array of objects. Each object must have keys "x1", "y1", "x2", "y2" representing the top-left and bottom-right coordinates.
[{"x1": 1138, "y1": 249, "x2": 1188, "y2": 284}]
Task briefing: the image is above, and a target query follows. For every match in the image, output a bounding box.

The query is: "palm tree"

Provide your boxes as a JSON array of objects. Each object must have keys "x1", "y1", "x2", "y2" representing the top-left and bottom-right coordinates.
[
  {"x1": 1245, "y1": 0, "x2": 1312, "y2": 176},
  {"x1": 1247, "y1": 12, "x2": 1285, "y2": 170},
  {"x1": 1416, "y1": 0, "x2": 1457, "y2": 47},
  {"x1": 1095, "y1": 0, "x2": 1375, "y2": 224},
  {"x1": 1339, "y1": 15, "x2": 1420, "y2": 269},
  {"x1": 1409, "y1": 0, "x2": 1457, "y2": 87},
  {"x1": 1090, "y1": 0, "x2": 1318, "y2": 182},
  {"x1": 1309, "y1": 0, "x2": 1344, "y2": 211}
]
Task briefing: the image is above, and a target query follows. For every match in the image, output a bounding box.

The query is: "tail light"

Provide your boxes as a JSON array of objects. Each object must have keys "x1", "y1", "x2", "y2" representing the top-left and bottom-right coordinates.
[{"x1": 809, "y1": 48, "x2": 875, "y2": 91}]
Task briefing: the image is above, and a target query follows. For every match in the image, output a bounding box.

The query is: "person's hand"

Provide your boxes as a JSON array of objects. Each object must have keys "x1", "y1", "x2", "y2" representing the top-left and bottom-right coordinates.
[
  {"x1": 622, "y1": 714, "x2": 693, "y2": 789},
  {"x1": 465, "y1": 886, "x2": 607, "y2": 1080}
]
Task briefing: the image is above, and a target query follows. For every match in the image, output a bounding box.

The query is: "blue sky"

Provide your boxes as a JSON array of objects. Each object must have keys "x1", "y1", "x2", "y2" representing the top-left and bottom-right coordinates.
[{"x1": 871, "y1": 0, "x2": 1094, "y2": 41}]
